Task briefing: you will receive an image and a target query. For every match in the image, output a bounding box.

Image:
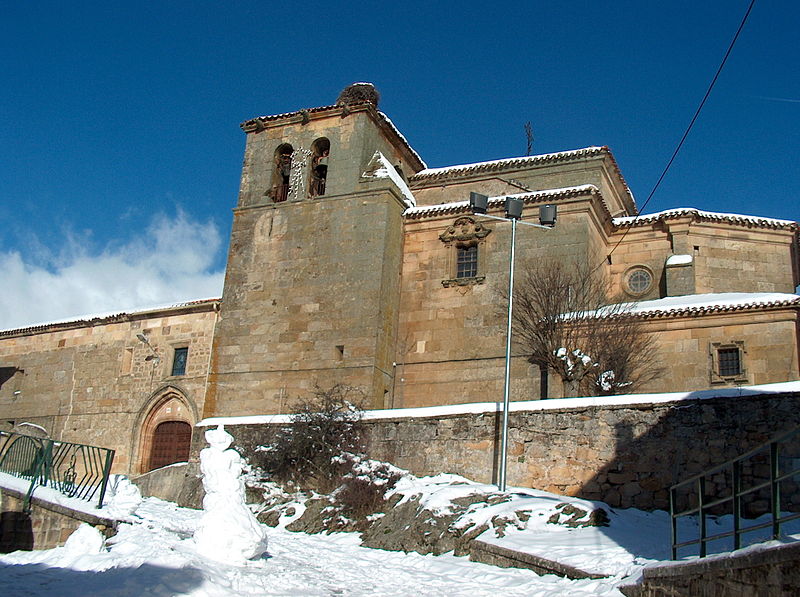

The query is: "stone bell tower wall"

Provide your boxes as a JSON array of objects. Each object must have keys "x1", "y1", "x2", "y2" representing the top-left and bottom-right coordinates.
[{"x1": 204, "y1": 107, "x2": 416, "y2": 417}]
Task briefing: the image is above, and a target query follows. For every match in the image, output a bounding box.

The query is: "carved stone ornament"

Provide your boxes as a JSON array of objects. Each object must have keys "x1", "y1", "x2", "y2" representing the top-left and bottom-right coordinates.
[
  {"x1": 442, "y1": 276, "x2": 485, "y2": 288},
  {"x1": 288, "y1": 147, "x2": 312, "y2": 201},
  {"x1": 439, "y1": 217, "x2": 491, "y2": 247}
]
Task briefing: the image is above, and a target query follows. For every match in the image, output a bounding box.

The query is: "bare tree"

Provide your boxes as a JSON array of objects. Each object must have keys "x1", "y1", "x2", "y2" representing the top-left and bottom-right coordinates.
[{"x1": 510, "y1": 258, "x2": 662, "y2": 397}]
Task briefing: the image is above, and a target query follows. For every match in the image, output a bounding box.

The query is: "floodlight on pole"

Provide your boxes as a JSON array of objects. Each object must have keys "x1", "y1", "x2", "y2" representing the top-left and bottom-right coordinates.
[
  {"x1": 136, "y1": 332, "x2": 161, "y2": 363},
  {"x1": 539, "y1": 204, "x2": 557, "y2": 227},
  {"x1": 469, "y1": 192, "x2": 488, "y2": 214},
  {"x1": 468, "y1": 193, "x2": 556, "y2": 492}
]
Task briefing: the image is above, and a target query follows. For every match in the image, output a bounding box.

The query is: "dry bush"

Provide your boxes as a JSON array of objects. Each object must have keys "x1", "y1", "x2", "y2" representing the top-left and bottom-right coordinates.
[
  {"x1": 334, "y1": 453, "x2": 404, "y2": 518},
  {"x1": 257, "y1": 384, "x2": 365, "y2": 492}
]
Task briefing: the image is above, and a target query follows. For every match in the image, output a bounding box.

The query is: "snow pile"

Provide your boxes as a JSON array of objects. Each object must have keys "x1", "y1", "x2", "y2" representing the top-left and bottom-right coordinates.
[
  {"x1": 104, "y1": 475, "x2": 142, "y2": 518},
  {"x1": 62, "y1": 524, "x2": 105, "y2": 555},
  {"x1": 193, "y1": 425, "x2": 268, "y2": 564}
]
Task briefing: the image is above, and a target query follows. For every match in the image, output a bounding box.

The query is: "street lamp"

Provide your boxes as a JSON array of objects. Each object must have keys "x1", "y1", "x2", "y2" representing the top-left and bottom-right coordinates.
[{"x1": 469, "y1": 192, "x2": 556, "y2": 491}]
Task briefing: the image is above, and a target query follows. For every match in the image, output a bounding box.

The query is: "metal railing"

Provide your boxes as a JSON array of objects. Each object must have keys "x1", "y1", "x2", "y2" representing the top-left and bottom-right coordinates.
[
  {"x1": 0, "y1": 431, "x2": 115, "y2": 511},
  {"x1": 670, "y1": 426, "x2": 800, "y2": 559}
]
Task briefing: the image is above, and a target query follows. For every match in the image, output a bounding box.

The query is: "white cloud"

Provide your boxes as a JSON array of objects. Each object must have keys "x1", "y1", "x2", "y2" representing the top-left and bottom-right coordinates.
[{"x1": 0, "y1": 211, "x2": 225, "y2": 330}]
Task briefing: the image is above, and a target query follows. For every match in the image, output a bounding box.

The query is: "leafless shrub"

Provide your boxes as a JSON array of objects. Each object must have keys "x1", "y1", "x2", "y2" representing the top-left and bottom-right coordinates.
[
  {"x1": 334, "y1": 453, "x2": 404, "y2": 518},
  {"x1": 257, "y1": 384, "x2": 365, "y2": 492}
]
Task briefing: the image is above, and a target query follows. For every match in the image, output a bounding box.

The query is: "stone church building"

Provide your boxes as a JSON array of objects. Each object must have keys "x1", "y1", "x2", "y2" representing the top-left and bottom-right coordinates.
[{"x1": 1, "y1": 85, "x2": 799, "y2": 476}]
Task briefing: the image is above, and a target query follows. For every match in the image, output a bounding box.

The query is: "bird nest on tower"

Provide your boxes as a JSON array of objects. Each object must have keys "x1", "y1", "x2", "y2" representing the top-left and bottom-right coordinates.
[{"x1": 336, "y1": 82, "x2": 380, "y2": 108}]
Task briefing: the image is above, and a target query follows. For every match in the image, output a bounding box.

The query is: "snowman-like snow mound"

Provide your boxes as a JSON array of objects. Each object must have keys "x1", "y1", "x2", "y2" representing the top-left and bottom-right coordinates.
[{"x1": 193, "y1": 425, "x2": 268, "y2": 563}]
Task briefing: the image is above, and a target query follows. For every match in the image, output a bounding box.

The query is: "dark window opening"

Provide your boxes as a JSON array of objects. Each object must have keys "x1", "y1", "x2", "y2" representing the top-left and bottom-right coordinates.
[
  {"x1": 273, "y1": 143, "x2": 293, "y2": 202},
  {"x1": 171, "y1": 347, "x2": 188, "y2": 377},
  {"x1": 309, "y1": 137, "x2": 330, "y2": 198},
  {"x1": 149, "y1": 421, "x2": 192, "y2": 471},
  {"x1": 456, "y1": 245, "x2": 478, "y2": 278},
  {"x1": 539, "y1": 363, "x2": 549, "y2": 399},
  {"x1": 0, "y1": 367, "x2": 17, "y2": 390},
  {"x1": 718, "y1": 348, "x2": 741, "y2": 377}
]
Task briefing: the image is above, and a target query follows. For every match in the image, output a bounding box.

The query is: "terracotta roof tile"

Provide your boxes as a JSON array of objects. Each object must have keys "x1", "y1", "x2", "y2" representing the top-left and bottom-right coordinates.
[
  {"x1": 403, "y1": 185, "x2": 602, "y2": 220},
  {"x1": 613, "y1": 208, "x2": 798, "y2": 231}
]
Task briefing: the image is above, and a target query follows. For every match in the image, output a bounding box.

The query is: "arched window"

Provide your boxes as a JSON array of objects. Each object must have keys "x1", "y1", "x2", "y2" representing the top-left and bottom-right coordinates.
[
  {"x1": 272, "y1": 143, "x2": 293, "y2": 202},
  {"x1": 148, "y1": 421, "x2": 192, "y2": 471},
  {"x1": 309, "y1": 137, "x2": 330, "y2": 198}
]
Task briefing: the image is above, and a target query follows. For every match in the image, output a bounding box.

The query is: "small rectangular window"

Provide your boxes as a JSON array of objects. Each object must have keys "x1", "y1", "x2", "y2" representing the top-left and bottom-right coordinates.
[
  {"x1": 171, "y1": 347, "x2": 188, "y2": 376},
  {"x1": 456, "y1": 246, "x2": 478, "y2": 278},
  {"x1": 718, "y1": 347, "x2": 741, "y2": 377}
]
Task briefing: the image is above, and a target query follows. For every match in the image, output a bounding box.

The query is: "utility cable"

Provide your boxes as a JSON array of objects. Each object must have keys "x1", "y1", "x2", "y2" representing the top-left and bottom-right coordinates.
[{"x1": 598, "y1": 0, "x2": 757, "y2": 272}]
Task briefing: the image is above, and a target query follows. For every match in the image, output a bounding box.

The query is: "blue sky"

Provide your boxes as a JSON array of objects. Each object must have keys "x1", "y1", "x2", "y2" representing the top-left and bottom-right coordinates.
[{"x1": 1, "y1": 1, "x2": 797, "y2": 329}]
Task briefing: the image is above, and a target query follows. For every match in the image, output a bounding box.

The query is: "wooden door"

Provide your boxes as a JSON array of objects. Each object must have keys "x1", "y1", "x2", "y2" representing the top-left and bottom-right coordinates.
[{"x1": 148, "y1": 421, "x2": 192, "y2": 471}]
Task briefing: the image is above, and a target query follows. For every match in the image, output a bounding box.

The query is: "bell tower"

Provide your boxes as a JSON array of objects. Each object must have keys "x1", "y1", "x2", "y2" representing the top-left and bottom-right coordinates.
[{"x1": 203, "y1": 84, "x2": 425, "y2": 416}]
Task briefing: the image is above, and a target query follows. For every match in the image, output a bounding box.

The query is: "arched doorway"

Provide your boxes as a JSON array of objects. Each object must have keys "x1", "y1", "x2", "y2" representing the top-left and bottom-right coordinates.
[
  {"x1": 135, "y1": 387, "x2": 196, "y2": 474},
  {"x1": 148, "y1": 420, "x2": 192, "y2": 471}
]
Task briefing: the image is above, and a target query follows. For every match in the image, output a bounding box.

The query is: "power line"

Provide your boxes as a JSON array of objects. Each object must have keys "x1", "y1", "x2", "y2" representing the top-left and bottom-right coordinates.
[{"x1": 600, "y1": 0, "x2": 757, "y2": 270}]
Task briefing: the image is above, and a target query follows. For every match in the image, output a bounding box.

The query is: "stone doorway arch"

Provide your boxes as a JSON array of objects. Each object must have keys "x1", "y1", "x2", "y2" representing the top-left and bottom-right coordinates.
[{"x1": 134, "y1": 386, "x2": 197, "y2": 474}]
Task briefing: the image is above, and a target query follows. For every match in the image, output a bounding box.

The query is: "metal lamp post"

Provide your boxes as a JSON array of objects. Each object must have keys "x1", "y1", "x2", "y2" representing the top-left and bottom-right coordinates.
[{"x1": 469, "y1": 192, "x2": 556, "y2": 491}]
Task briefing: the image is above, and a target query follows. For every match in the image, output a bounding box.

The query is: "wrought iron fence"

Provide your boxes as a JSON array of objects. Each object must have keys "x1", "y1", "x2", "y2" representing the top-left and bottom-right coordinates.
[
  {"x1": 670, "y1": 426, "x2": 800, "y2": 559},
  {"x1": 0, "y1": 430, "x2": 115, "y2": 511}
]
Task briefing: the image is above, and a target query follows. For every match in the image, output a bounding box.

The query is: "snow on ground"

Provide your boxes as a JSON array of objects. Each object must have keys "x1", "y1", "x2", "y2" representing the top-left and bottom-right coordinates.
[
  {"x1": 0, "y1": 496, "x2": 623, "y2": 596},
  {"x1": 3, "y1": 472, "x2": 799, "y2": 596},
  {"x1": 387, "y1": 474, "x2": 673, "y2": 577}
]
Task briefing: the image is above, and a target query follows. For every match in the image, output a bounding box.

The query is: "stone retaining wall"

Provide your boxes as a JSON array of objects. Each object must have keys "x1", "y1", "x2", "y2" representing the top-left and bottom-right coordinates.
[
  {"x1": 200, "y1": 389, "x2": 800, "y2": 511},
  {"x1": 619, "y1": 541, "x2": 800, "y2": 596},
  {"x1": 0, "y1": 487, "x2": 116, "y2": 552}
]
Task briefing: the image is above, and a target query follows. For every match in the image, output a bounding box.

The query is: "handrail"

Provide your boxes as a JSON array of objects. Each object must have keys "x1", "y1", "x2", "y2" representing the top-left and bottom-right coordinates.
[
  {"x1": 0, "y1": 430, "x2": 115, "y2": 512},
  {"x1": 670, "y1": 426, "x2": 800, "y2": 559}
]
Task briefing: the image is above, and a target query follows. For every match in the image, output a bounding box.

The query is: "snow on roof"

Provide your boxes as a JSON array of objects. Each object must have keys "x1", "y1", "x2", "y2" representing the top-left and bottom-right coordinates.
[
  {"x1": 403, "y1": 184, "x2": 601, "y2": 219},
  {"x1": 376, "y1": 111, "x2": 427, "y2": 170},
  {"x1": 0, "y1": 297, "x2": 220, "y2": 336},
  {"x1": 361, "y1": 151, "x2": 417, "y2": 208},
  {"x1": 197, "y1": 380, "x2": 800, "y2": 427},
  {"x1": 613, "y1": 208, "x2": 798, "y2": 230},
  {"x1": 410, "y1": 147, "x2": 607, "y2": 180},
  {"x1": 605, "y1": 292, "x2": 800, "y2": 319}
]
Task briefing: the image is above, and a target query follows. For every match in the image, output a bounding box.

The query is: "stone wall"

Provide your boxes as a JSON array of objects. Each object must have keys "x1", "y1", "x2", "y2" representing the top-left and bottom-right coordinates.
[
  {"x1": 206, "y1": 389, "x2": 800, "y2": 512},
  {"x1": 0, "y1": 302, "x2": 217, "y2": 474},
  {"x1": 609, "y1": 214, "x2": 798, "y2": 299},
  {"x1": 620, "y1": 541, "x2": 800, "y2": 596},
  {"x1": 205, "y1": 106, "x2": 415, "y2": 416},
  {"x1": 0, "y1": 487, "x2": 116, "y2": 552}
]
